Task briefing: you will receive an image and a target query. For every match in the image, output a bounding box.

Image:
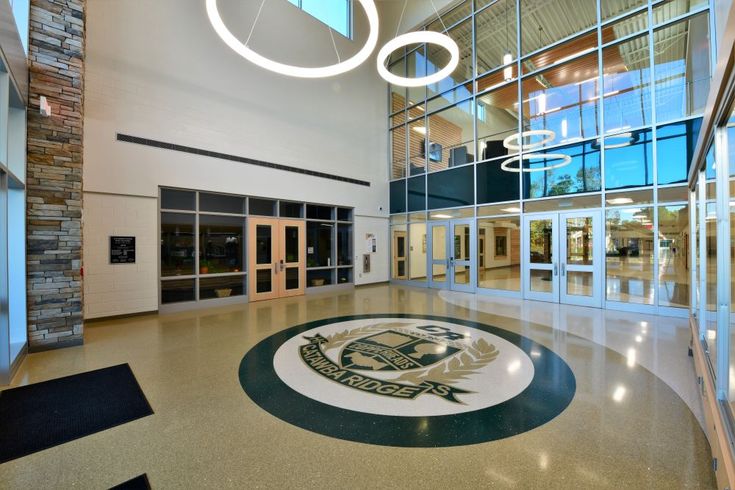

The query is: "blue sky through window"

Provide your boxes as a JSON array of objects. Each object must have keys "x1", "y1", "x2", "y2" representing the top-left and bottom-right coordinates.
[{"x1": 288, "y1": 0, "x2": 351, "y2": 38}]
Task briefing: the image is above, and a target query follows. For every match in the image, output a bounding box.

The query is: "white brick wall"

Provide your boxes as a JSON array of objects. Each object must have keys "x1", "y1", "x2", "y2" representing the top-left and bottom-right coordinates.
[{"x1": 83, "y1": 192, "x2": 158, "y2": 319}]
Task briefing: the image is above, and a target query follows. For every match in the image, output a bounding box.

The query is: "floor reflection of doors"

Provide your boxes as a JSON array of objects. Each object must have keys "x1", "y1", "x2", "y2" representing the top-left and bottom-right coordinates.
[
  {"x1": 427, "y1": 219, "x2": 475, "y2": 292},
  {"x1": 523, "y1": 210, "x2": 602, "y2": 307},
  {"x1": 248, "y1": 218, "x2": 305, "y2": 302}
]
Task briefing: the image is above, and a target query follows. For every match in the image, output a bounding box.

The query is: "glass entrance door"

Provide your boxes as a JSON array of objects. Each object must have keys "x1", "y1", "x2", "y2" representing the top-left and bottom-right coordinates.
[
  {"x1": 248, "y1": 218, "x2": 306, "y2": 301},
  {"x1": 427, "y1": 219, "x2": 476, "y2": 292},
  {"x1": 523, "y1": 210, "x2": 602, "y2": 307}
]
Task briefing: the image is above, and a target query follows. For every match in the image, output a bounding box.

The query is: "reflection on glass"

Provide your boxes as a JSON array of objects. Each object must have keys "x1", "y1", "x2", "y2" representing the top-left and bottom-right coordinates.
[
  {"x1": 161, "y1": 212, "x2": 195, "y2": 276},
  {"x1": 199, "y1": 215, "x2": 244, "y2": 274},
  {"x1": 605, "y1": 208, "x2": 654, "y2": 304},
  {"x1": 523, "y1": 140, "x2": 601, "y2": 199},
  {"x1": 307, "y1": 222, "x2": 333, "y2": 267},
  {"x1": 390, "y1": 58, "x2": 407, "y2": 113},
  {"x1": 390, "y1": 180, "x2": 407, "y2": 214},
  {"x1": 603, "y1": 34, "x2": 651, "y2": 133},
  {"x1": 652, "y1": 0, "x2": 708, "y2": 26},
  {"x1": 409, "y1": 223, "x2": 427, "y2": 282},
  {"x1": 604, "y1": 128, "x2": 653, "y2": 189},
  {"x1": 477, "y1": 84, "x2": 517, "y2": 161},
  {"x1": 407, "y1": 46, "x2": 426, "y2": 106},
  {"x1": 409, "y1": 118, "x2": 427, "y2": 175},
  {"x1": 427, "y1": 0, "x2": 471, "y2": 32},
  {"x1": 530, "y1": 269, "x2": 553, "y2": 293},
  {"x1": 656, "y1": 118, "x2": 702, "y2": 185},
  {"x1": 308, "y1": 269, "x2": 333, "y2": 287},
  {"x1": 199, "y1": 193, "x2": 245, "y2": 214},
  {"x1": 427, "y1": 165, "x2": 474, "y2": 209},
  {"x1": 476, "y1": 0, "x2": 517, "y2": 76},
  {"x1": 520, "y1": 1, "x2": 597, "y2": 55},
  {"x1": 256, "y1": 269, "x2": 272, "y2": 293},
  {"x1": 337, "y1": 224, "x2": 352, "y2": 266},
  {"x1": 428, "y1": 101, "x2": 475, "y2": 171},
  {"x1": 705, "y1": 179, "x2": 717, "y2": 365},
  {"x1": 566, "y1": 217, "x2": 593, "y2": 265},
  {"x1": 432, "y1": 224, "x2": 447, "y2": 283},
  {"x1": 407, "y1": 175, "x2": 426, "y2": 212},
  {"x1": 521, "y1": 51, "x2": 600, "y2": 147},
  {"x1": 338, "y1": 268, "x2": 353, "y2": 284},
  {"x1": 454, "y1": 224, "x2": 470, "y2": 260},
  {"x1": 161, "y1": 279, "x2": 195, "y2": 304},
  {"x1": 601, "y1": 2, "x2": 647, "y2": 29},
  {"x1": 285, "y1": 268, "x2": 299, "y2": 290},
  {"x1": 199, "y1": 275, "x2": 245, "y2": 300},
  {"x1": 161, "y1": 189, "x2": 195, "y2": 211},
  {"x1": 529, "y1": 219, "x2": 553, "y2": 264},
  {"x1": 478, "y1": 217, "x2": 520, "y2": 291},
  {"x1": 658, "y1": 205, "x2": 689, "y2": 308},
  {"x1": 567, "y1": 271, "x2": 593, "y2": 297},
  {"x1": 256, "y1": 225, "x2": 272, "y2": 265},
  {"x1": 285, "y1": 226, "x2": 299, "y2": 263},
  {"x1": 391, "y1": 126, "x2": 407, "y2": 179},
  {"x1": 427, "y1": 19, "x2": 473, "y2": 97},
  {"x1": 454, "y1": 265, "x2": 470, "y2": 284},
  {"x1": 392, "y1": 225, "x2": 408, "y2": 280},
  {"x1": 477, "y1": 159, "x2": 519, "y2": 204},
  {"x1": 654, "y1": 12, "x2": 710, "y2": 123}
]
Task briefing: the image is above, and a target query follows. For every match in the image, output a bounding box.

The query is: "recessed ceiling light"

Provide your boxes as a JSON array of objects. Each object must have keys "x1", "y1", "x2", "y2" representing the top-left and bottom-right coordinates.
[
  {"x1": 412, "y1": 126, "x2": 427, "y2": 135},
  {"x1": 431, "y1": 214, "x2": 453, "y2": 219},
  {"x1": 501, "y1": 207, "x2": 522, "y2": 213}
]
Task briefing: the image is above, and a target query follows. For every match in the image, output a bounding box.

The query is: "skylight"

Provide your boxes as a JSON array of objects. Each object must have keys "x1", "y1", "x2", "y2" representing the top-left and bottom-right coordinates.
[{"x1": 287, "y1": 0, "x2": 352, "y2": 39}]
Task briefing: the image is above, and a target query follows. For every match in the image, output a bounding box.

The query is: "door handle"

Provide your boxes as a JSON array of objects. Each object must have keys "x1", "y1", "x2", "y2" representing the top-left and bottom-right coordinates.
[
  {"x1": 279, "y1": 259, "x2": 285, "y2": 271},
  {"x1": 274, "y1": 262, "x2": 278, "y2": 274},
  {"x1": 561, "y1": 263, "x2": 566, "y2": 276},
  {"x1": 553, "y1": 263, "x2": 558, "y2": 276}
]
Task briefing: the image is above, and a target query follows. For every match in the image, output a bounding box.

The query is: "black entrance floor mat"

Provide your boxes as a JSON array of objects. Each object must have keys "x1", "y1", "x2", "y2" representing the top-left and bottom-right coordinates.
[
  {"x1": 0, "y1": 363, "x2": 153, "y2": 464},
  {"x1": 110, "y1": 474, "x2": 151, "y2": 489}
]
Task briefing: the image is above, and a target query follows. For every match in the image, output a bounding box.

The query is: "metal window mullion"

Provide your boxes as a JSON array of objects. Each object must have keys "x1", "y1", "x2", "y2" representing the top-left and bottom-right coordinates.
[
  {"x1": 195, "y1": 192, "x2": 200, "y2": 302},
  {"x1": 698, "y1": 169, "x2": 708, "y2": 338},
  {"x1": 690, "y1": 187, "x2": 698, "y2": 313},
  {"x1": 648, "y1": 0, "x2": 660, "y2": 309},
  {"x1": 715, "y1": 125, "x2": 731, "y2": 399}
]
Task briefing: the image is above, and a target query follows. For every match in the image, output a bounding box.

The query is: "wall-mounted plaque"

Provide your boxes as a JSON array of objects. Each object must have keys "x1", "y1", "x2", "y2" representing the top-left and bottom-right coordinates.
[{"x1": 110, "y1": 236, "x2": 136, "y2": 264}]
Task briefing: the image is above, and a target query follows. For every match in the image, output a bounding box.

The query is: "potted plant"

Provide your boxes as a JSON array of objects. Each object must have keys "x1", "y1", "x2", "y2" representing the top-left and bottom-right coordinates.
[{"x1": 199, "y1": 260, "x2": 210, "y2": 274}]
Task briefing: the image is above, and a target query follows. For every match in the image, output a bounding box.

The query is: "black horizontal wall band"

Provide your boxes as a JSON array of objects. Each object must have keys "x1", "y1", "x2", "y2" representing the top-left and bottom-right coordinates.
[{"x1": 116, "y1": 133, "x2": 371, "y2": 187}]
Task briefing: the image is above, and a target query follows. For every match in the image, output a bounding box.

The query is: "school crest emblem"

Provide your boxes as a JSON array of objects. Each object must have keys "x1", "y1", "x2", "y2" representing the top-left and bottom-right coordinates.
[{"x1": 298, "y1": 322, "x2": 500, "y2": 404}]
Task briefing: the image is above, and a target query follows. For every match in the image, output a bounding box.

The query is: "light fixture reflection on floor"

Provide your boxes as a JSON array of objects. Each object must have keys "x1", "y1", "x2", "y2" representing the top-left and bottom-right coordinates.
[
  {"x1": 205, "y1": 0, "x2": 380, "y2": 78},
  {"x1": 377, "y1": 31, "x2": 459, "y2": 87}
]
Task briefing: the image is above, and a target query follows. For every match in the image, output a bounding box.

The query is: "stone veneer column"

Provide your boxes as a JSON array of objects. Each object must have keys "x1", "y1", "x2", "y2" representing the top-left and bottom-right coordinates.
[{"x1": 25, "y1": 0, "x2": 85, "y2": 351}]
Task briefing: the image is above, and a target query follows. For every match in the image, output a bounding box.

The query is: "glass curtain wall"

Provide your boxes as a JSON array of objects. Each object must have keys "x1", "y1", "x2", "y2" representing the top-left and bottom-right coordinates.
[
  {"x1": 0, "y1": 63, "x2": 28, "y2": 384},
  {"x1": 388, "y1": 0, "x2": 712, "y2": 311}
]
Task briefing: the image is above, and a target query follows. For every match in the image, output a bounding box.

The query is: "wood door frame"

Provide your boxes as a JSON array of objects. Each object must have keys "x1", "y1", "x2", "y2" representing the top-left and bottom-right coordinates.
[
  {"x1": 393, "y1": 230, "x2": 407, "y2": 279},
  {"x1": 248, "y1": 217, "x2": 280, "y2": 302},
  {"x1": 278, "y1": 219, "x2": 306, "y2": 298}
]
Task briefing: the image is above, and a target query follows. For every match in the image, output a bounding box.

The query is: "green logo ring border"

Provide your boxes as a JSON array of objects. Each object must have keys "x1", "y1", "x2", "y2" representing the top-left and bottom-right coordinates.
[{"x1": 239, "y1": 314, "x2": 576, "y2": 448}]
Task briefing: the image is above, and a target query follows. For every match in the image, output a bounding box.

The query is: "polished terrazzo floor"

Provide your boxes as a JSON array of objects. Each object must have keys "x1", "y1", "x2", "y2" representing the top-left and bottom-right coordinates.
[{"x1": 1, "y1": 285, "x2": 716, "y2": 488}]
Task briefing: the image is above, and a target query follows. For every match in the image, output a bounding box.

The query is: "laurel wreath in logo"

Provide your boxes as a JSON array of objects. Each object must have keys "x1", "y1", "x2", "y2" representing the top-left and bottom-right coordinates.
[
  {"x1": 394, "y1": 338, "x2": 499, "y2": 386},
  {"x1": 323, "y1": 323, "x2": 412, "y2": 350},
  {"x1": 322, "y1": 323, "x2": 500, "y2": 388}
]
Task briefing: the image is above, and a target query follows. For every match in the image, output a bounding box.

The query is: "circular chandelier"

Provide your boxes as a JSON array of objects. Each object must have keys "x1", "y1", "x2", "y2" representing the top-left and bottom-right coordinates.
[
  {"x1": 205, "y1": 0, "x2": 380, "y2": 79},
  {"x1": 500, "y1": 153, "x2": 573, "y2": 173},
  {"x1": 502, "y1": 129, "x2": 556, "y2": 152},
  {"x1": 376, "y1": 31, "x2": 460, "y2": 88}
]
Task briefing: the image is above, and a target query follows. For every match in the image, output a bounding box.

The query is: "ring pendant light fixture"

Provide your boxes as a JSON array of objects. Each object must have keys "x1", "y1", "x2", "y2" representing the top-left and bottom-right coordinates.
[
  {"x1": 502, "y1": 129, "x2": 556, "y2": 152},
  {"x1": 500, "y1": 153, "x2": 573, "y2": 173},
  {"x1": 377, "y1": 31, "x2": 460, "y2": 87},
  {"x1": 205, "y1": 0, "x2": 380, "y2": 78},
  {"x1": 376, "y1": 0, "x2": 460, "y2": 88}
]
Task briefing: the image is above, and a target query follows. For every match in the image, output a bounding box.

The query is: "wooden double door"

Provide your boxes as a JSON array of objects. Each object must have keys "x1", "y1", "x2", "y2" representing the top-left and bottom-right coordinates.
[{"x1": 248, "y1": 218, "x2": 306, "y2": 301}]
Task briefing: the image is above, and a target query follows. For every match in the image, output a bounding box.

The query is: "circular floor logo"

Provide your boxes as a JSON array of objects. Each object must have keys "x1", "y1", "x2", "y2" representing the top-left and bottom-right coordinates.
[{"x1": 240, "y1": 314, "x2": 575, "y2": 447}]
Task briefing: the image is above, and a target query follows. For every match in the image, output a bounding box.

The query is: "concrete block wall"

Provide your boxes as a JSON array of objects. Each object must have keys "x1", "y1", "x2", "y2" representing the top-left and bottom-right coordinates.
[
  {"x1": 26, "y1": 0, "x2": 85, "y2": 351},
  {"x1": 82, "y1": 193, "x2": 158, "y2": 319}
]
